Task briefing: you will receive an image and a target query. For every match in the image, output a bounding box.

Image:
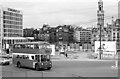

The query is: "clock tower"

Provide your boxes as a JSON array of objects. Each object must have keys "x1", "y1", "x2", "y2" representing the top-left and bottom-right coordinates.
[{"x1": 97, "y1": 0, "x2": 104, "y2": 29}]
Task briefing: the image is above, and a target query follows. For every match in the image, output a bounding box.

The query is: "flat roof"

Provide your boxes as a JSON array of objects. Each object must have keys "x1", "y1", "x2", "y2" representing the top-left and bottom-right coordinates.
[{"x1": 15, "y1": 41, "x2": 49, "y2": 45}]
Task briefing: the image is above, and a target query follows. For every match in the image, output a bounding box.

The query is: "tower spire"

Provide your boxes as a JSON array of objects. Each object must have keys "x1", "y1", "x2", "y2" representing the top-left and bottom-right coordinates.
[
  {"x1": 97, "y1": 0, "x2": 104, "y2": 29},
  {"x1": 99, "y1": 0, "x2": 103, "y2": 2}
]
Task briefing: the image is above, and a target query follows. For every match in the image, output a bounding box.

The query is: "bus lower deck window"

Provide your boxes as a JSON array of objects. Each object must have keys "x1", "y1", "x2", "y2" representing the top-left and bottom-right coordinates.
[
  {"x1": 26, "y1": 55, "x2": 29, "y2": 59},
  {"x1": 31, "y1": 56, "x2": 34, "y2": 60}
]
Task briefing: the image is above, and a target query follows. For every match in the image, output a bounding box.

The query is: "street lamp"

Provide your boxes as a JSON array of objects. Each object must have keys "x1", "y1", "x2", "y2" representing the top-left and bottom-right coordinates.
[{"x1": 99, "y1": 24, "x2": 102, "y2": 59}]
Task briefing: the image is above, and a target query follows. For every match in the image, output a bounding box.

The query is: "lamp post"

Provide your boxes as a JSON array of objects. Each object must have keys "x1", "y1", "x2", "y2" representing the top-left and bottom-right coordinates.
[{"x1": 99, "y1": 24, "x2": 102, "y2": 59}]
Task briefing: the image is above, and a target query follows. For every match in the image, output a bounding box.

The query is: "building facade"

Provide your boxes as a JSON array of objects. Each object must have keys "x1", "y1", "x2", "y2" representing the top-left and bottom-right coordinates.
[
  {"x1": 73, "y1": 27, "x2": 92, "y2": 45},
  {"x1": 38, "y1": 24, "x2": 74, "y2": 44},
  {"x1": 91, "y1": 0, "x2": 111, "y2": 45},
  {"x1": 0, "y1": 6, "x2": 23, "y2": 49},
  {"x1": 118, "y1": 1, "x2": 120, "y2": 19},
  {"x1": 55, "y1": 25, "x2": 74, "y2": 44},
  {"x1": 23, "y1": 28, "x2": 34, "y2": 37},
  {"x1": 38, "y1": 24, "x2": 50, "y2": 42},
  {"x1": 111, "y1": 19, "x2": 120, "y2": 51},
  {"x1": 49, "y1": 27, "x2": 56, "y2": 43}
]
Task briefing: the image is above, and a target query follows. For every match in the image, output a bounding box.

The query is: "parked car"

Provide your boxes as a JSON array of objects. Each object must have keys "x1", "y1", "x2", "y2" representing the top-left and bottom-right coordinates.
[
  {"x1": 0, "y1": 58, "x2": 11, "y2": 65},
  {"x1": 0, "y1": 55, "x2": 12, "y2": 65}
]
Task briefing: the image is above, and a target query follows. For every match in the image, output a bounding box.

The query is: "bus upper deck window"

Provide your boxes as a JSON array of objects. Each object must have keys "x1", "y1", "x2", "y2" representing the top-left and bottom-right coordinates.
[
  {"x1": 26, "y1": 55, "x2": 29, "y2": 59},
  {"x1": 22, "y1": 45, "x2": 25, "y2": 48},
  {"x1": 17, "y1": 55, "x2": 20, "y2": 58},
  {"x1": 23, "y1": 55, "x2": 26, "y2": 59},
  {"x1": 19, "y1": 55, "x2": 22, "y2": 59},
  {"x1": 47, "y1": 55, "x2": 50, "y2": 61},
  {"x1": 31, "y1": 45, "x2": 34, "y2": 49},
  {"x1": 17, "y1": 45, "x2": 21, "y2": 48}
]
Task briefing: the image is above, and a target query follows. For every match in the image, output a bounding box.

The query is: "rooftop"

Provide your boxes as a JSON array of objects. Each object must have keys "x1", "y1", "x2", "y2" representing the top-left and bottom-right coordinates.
[{"x1": 3, "y1": 37, "x2": 34, "y2": 40}]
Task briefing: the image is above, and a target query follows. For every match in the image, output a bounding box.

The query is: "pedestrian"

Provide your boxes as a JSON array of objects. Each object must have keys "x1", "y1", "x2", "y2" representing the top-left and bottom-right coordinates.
[
  {"x1": 65, "y1": 53, "x2": 68, "y2": 58},
  {"x1": 6, "y1": 48, "x2": 9, "y2": 54}
]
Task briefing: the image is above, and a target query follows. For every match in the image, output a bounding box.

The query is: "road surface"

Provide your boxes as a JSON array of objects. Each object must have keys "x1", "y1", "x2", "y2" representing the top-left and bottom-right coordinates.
[{"x1": 1, "y1": 60, "x2": 118, "y2": 78}]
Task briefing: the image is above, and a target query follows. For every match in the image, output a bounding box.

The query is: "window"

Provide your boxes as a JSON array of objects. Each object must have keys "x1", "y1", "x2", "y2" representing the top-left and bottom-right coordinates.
[
  {"x1": 16, "y1": 55, "x2": 20, "y2": 58},
  {"x1": 3, "y1": 11, "x2": 6, "y2": 14},
  {"x1": 41, "y1": 55, "x2": 47, "y2": 61},
  {"x1": 35, "y1": 55, "x2": 40, "y2": 62},
  {"x1": 19, "y1": 55, "x2": 22, "y2": 59},
  {"x1": 117, "y1": 33, "x2": 119, "y2": 38},
  {"x1": 16, "y1": 55, "x2": 22, "y2": 59},
  {"x1": 13, "y1": 55, "x2": 17, "y2": 58},
  {"x1": 108, "y1": 35, "x2": 111, "y2": 37},
  {"x1": 20, "y1": 44, "x2": 25, "y2": 48},
  {"x1": 113, "y1": 33, "x2": 115, "y2": 37},
  {"x1": 23, "y1": 55, "x2": 26, "y2": 59},
  {"x1": 113, "y1": 39, "x2": 115, "y2": 41},
  {"x1": 47, "y1": 55, "x2": 50, "y2": 61},
  {"x1": 31, "y1": 56, "x2": 34, "y2": 60},
  {"x1": 94, "y1": 35, "x2": 96, "y2": 37},
  {"x1": 34, "y1": 44, "x2": 39, "y2": 49},
  {"x1": 113, "y1": 29, "x2": 116, "y2": 31},
  {"x1": 26, "y1": 55, "x2": 29, "y2": 59}
]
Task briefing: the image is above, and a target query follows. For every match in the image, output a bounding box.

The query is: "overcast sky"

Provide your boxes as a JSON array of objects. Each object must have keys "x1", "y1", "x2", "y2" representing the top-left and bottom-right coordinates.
[{"x1": 0, "y1": 0, "x2": 119, "y2": 28}]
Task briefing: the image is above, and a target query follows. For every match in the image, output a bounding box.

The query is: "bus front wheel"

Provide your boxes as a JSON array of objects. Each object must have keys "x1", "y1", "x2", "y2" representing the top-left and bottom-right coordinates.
[
  {"x1": 17, "y1": 62, "x2": 21, "y2": 68},
  {"x1": 35, "y1": 64, "x2": 40, "y2": 71}
]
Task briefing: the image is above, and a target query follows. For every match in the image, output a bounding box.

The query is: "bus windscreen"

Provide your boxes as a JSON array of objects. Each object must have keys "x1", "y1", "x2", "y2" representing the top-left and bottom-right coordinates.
[{"x1": 41, "y1": 55, "x2": 50, "y2": 61}]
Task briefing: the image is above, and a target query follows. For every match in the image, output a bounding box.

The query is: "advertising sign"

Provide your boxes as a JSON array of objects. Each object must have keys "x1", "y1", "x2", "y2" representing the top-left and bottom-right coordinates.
[{"x1": 95, "y1": 41, "x2": 116, "y2": 57}]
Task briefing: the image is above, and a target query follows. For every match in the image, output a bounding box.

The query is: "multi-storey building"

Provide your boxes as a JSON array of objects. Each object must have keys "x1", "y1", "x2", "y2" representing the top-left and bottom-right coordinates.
[
  {"x1": 49, "y1": 27, "x2": 57, "y2": 43},
  {"x1": 0, "y1": 6, "x2": 24, "y2": 49},
  {"x1": 73, "y1": 27, "x2": 91, "y2": 45},
  {"x1": 91, "y1": 26, "x2": 112, "y2": 44},
  {"x1": 55, "y1": 25, "x2": 74, "y2": 44},
  {"x1": 118, "y1": 1, "x2": 120, "y2": 19},
  {"x1": 111, "y1": 19, "x2": 120, "y2": 51},
  {"x1": 23, "y1": 28, "x2": 34, "y2": 37},
  {"x1": 38, "y1": 24, "x2": 50, "y2": 42},
  {"x1": 38, "y1": 24, "x2": 74, "y2": 44}
]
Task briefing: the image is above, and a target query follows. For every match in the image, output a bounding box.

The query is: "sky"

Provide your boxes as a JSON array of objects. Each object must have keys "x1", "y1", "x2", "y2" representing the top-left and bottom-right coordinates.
[{"x1": 0, "y1": 0, "x2": 119, "y2": 28}]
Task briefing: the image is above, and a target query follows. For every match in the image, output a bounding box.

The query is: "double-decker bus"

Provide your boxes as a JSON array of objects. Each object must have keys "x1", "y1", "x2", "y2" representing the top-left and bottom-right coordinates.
[{"x1": 12, "y1": 41, "x2": 52, "y2": 71}]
